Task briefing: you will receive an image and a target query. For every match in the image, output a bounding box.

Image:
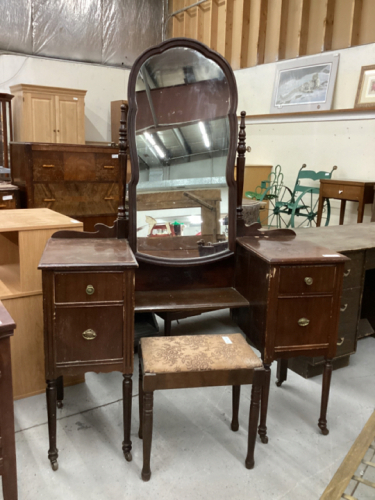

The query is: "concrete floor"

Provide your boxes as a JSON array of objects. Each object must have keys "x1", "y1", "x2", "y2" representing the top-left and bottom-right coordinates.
[{"x1": 10, "y1": 310, "x2": 375, "y2": 500}]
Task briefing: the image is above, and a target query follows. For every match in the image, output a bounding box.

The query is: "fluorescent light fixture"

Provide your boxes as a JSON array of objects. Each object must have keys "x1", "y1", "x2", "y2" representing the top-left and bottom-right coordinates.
[
  {"x1": 144, "y1": 131, "x2": 156, "y2": 146},
  {"x1": 154, "y1": 145, "x2": 165, "y2": 159},
  {"x1": 198, "y1": 121, "x2": 210, "y2": 148},
  {"x1": 144, "y1": 132, "x2": 165, "y2": 159},
  {"x1": 188, "y1": 215, "x2": 202, "y2": 225}
]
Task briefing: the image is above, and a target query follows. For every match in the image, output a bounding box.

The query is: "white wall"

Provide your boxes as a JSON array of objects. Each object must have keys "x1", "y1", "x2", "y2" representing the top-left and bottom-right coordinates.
[
  {"x1": 235, "y1": 43, "x2": 375, "y2": 225},
  {"x1": 0, "y1": 54, "x2": 130, "y2": 143}
]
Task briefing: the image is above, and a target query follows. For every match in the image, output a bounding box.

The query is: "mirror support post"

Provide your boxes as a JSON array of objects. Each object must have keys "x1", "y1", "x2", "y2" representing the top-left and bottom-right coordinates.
[
  {"x1": 236, "y1": 111, "x2": 247, "y2": 221},
  {"x1": 117, "y1": 104, "x2": 128, "y2": 239}
]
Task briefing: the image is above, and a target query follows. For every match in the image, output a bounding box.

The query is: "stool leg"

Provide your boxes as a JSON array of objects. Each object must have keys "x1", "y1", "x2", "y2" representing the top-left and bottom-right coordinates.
[
  {"x1": 56, "y1": 375, "x2": 64, "y2": 409},
  {"x1": 245, "y1": 378, "x2": 262, "y2": 469},
  {"x1": 231, "y1": 385, "x2": 240, "y2": 431},
  {"x1": 46, "y1": 379, "x2": 58, "y2": 471},
  {"x1": 276, "y1": 359, "x2": 288, "y2": 387},
  {"x1": 122, "y1": 374, "x2": 133, "y2": 461},
  {"x1": 138, "y1": 355, "x2": 143, "y2": 439},
  {"x1": 142, "y1": 391, "x2": 154, "y2": 481},
  {"x1": 258, "y1": 364, "x2": 270, "y2": 444},
  {"x1": 318, "y1": 359, "x2": 332, "y2": 436}
]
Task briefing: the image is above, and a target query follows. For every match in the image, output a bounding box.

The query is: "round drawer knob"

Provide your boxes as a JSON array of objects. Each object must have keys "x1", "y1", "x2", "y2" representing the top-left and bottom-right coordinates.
[
  {"x1": 304, "y1": 277, "x2": 313, "y2": 285},
  {"x1": 298, "y1": 318, "x2": 310, "y2": 327},
  {"x1": 86, "y1": 285, "x2": 95, "y2": 295},
  {"x1": 82, "y1": 329, "x2": 97, "y2": 340}
]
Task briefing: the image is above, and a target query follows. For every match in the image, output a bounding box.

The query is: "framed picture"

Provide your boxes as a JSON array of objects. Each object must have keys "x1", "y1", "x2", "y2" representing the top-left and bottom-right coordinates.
[
  {"x1": 270, "y1": 54, "x2": 340, "y2": 114},
  {"x1": 355, "y1": 65, "x2": 375, "y2": 108}
]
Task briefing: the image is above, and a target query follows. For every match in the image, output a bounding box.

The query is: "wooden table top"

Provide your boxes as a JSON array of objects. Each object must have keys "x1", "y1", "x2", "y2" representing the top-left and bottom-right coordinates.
[
  {"x1": 39, "y1": 238, "x2": 138, "y2": 270},
  {"x1": 0, "y1": 209, "x2": 83, "y2": 232},
  {"x1": 320, "y1": 179, "x2": 375, "y2": 186},
  {"x1": 294, "y1": 223, "x2": 375, "y2": 252}
]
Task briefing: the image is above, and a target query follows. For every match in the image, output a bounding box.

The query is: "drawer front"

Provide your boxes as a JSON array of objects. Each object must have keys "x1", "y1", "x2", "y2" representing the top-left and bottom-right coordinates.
[
  {"x1": 95, "y1": 153, "x2": 119, "y2": 181},
  {"x1": 55, "y1": 305, "x2": 123, "y2": 363},
  {"x1": 0, "y1": 193, "x2": 17, "y2": 209},
  {"x1": 278, "y1": 266, "x2": 336, "y2": 294},
  {"x1": 55, "y1": 272, "x2": 124, "y2": 303},
  {"x1": 32, "y1": 151, "x2": 64, "y2": 181},
  {"x1": 321, "y1": 183, "x2": 362, "y2": 201},
  {"x1": 33, "y1": 182, "x2": 119, "y2": 216},
  {"x1": 63, "y1": 152, "x2": 96, "y2": 181},
  {"x1": 275, "y1": 296, "x2": 334, "y2": 350},
  {"x1": 342, "y1": 251, "x2": 364, "y2": 289},
  {"x1": 336, "y1": 287, "x2": 361, "y2": 357}
]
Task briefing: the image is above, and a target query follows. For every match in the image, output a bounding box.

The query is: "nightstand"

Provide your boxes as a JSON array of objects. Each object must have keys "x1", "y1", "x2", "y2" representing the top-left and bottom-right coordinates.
[
  {"x1": 39, "y1": 237, "x2": 137, "y2": 471},
  {"x1": 235, "y1": 233, "x2": 348, "y2": 438}
]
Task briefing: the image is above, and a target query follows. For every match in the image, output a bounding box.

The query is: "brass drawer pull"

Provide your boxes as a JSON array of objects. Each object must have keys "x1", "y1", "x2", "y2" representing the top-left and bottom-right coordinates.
[
  {"x1": 340, "y1": 304, "x2": 348, "y2": 312},
  {"x1": 337, "y1": 337, "x2": 344, "y2": 346},
  {"x1": 82, "y1": 329, "x2": 97, "y2": 340},
  {"x1": 304, "y1": 277, "x2": 313, "y2": 285},
  {"x1": 104, "y1": 196, "x2": 114, "y2": 200},
  {"x1": 0, "y1": 204, "x2": 6, "y2": 208},
  {"x1": 43, "y1": 198, "x2": 56, "y2": 202},
  {"x1": 42, "y1": 164, "x2": 55, "y2": 168},
  {"x1": 103, "y1": 165, "x2": 115, "y2": 169},
  {"x1": 86, "y1": 285, "x2": 95, "y2": 295},
  {"x1": 344, "y1": 269, "x2": 351, "y2": 277},
  {"x1": 298, "y1": 318, "x2": 310, "y2": 327}
]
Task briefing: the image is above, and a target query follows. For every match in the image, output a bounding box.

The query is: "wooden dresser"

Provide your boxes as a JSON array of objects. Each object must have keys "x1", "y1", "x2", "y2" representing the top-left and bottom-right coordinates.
[
  {"x1": 10, "y1": 84, "x2": 86, "y2": 145},
  {"x1": 10, "y1": 142, "x2": 120, "y2": 231}
]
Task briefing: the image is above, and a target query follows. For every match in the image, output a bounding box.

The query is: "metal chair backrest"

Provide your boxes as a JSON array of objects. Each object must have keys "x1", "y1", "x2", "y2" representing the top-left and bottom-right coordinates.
[{"x1": 293, "y1": 164, "x2": 337, "y2": 197}]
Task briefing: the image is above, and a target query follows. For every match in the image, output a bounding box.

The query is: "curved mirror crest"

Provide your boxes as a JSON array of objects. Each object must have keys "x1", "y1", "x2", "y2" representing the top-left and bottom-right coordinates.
[{"x1": 134, "y1": 46, "x2": 231, "y2": 259}]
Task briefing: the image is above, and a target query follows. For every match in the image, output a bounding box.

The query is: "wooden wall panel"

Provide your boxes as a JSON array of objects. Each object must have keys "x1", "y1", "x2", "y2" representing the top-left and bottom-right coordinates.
[
  {"x1": 197, "y1": 1, "x2": 211, "y2": 45},
  {"x1": 184, "y1": 1, "x2": 198, "y2": 38},
  {"x1": 331, "y1": 0, "x2": 355, "y2": 49},
  {"x1": 306, "y1": 0, "x2": 326, "y2": 54},
  {"x1": 284, "y1": 0, "x2": 303, "y2": 59},
  {"x1": 358, "y1": 0, "x2": 375, "y2": 45},
  {"x1": 173, "y1": 0, "x2": 185, "y2": 37},
  {"x1": 264, "y1": 0, "x2": 283, "y2": 63},
  {"x1": 231, "y1": 0, "x2": 245, "y2": 69}
]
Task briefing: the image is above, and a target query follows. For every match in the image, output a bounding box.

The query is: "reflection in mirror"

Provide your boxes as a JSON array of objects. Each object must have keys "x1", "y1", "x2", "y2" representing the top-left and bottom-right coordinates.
[{"x1": 133, "y1": 46, "x2": 231, "y2": 259}]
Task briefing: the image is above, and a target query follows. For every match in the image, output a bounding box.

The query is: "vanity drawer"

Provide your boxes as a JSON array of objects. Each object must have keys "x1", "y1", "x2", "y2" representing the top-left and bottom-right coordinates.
[
  {"x1": 32, "y1": 151, "x2": 64, "y2": 181},
  {"x1": 54, "y1": 305, "x2": 123, "y2": 364},
  {"x1": 95, "y1": 154, "x2": 119, "y2": 181},
  {"x1": 278, "y1": 266, "x2": 336, "y2": 295},
  {"x1": 274, "y1": 296, "x2": 334, "y2": 350},
  {"x1": 336, "y1": 287, "x2": 361, "y2": 357},
  {"x1": 55, "y1": 272, "x2": 124, "y2": 303},
  {"x1": 321, "y1": 183, "x2": 361, "y2": 201},
  {"x1": 342, "y1": 251, "x2": 364, "y2": 289}
]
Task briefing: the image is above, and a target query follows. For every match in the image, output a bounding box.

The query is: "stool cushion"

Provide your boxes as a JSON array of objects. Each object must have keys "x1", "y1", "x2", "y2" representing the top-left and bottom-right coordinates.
[{"x1": 141, "y1": 334, "x2": 262, "y2": 374}]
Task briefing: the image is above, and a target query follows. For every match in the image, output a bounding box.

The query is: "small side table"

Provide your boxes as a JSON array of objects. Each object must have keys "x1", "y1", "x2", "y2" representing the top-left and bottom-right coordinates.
[
  {"x1": 317, "y1": 179, "x2": 375, "y2": 226},
  {"x1": 39, "y1": 236, "x2": 137, "y2": 471},
  {"x1": 0, "y1": 301, "x2": 17, "y2": 500}
]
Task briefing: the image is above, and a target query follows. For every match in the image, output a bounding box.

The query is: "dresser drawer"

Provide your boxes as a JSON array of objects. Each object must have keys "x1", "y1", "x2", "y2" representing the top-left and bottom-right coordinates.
[
  {"x1": 55, "y1": 272, "x2": 124, "y2": 303},
  {"x1": 95, "y1": 154, "x2": 119, "y2": 181},
  {"x1": 336, "y1": 287, "x2": 361, "y2": 357},
  {"x1": 321, "y1": 183, "x2": 361, "y2": 201},
  {"x1": 278, "y1": 266, "x2": 336, "y2": 295},
  {"x1": 32, "y1": 151, "x2": 64, "y2": 181},
  {"x1": 274, "y1": 296, "x2": 334, "y2": 350},
  {"x1": 55, "y1": 305, "x2": 123, "y2": 364},
  {"x1": 342, "y1": 251, "x2": 364, "y2": 289},
  {"x1": 33, "y1": 182, "x2": 119, "y2": 216}
]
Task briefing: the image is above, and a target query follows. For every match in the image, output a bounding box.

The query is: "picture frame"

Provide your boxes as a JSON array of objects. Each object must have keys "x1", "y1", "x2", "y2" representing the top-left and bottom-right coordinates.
[
  {"x1": 270, "y1": 53, "x2": 340, "y2": 114},
  {"x1": 354, "y1": 65, "x2": 375, "y2": 108}
]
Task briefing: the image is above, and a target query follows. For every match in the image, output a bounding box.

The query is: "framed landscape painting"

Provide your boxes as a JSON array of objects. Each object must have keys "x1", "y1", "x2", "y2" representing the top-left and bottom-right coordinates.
[
  {"x1": 270, "y1": 54, "x2": 340, "y2": 114},
  {"x1": 355, "y1": 65, "x2": 375, "y2": 108}
]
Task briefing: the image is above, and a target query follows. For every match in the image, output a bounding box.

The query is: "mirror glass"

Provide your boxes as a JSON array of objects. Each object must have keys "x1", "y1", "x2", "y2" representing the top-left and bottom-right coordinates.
[{"x1": 134, "y1": 46, "x2": 231, "y2": 259}]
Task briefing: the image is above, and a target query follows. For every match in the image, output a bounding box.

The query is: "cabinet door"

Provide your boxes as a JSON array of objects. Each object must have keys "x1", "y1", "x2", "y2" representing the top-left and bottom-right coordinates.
[
  {"x1": 27, "y1": 92, "x2": 56, "y2": 143},
  {"x1": 55, "y1": 94, "x2": 85, "y2": 144}
]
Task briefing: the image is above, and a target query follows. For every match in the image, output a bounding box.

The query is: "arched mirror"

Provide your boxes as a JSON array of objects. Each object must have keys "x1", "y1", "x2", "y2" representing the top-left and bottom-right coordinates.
[{"x1": 127, "y1": 38, "x2": 238, "y2": 263}]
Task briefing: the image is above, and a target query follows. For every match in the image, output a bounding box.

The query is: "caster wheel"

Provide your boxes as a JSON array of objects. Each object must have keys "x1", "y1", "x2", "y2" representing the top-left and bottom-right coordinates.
[
  {"x1": 260, "y1": 435, "x2": 269, "y2": 444},
  {"x1": 57, "y1": 401, "x2": 63, "y2": 409},
  {"x1": 124, "y1": 451, "x2": 132, "y2": 462},
  {"x1": 51, "y1": 460, "x2": 58, "y2": 471}
]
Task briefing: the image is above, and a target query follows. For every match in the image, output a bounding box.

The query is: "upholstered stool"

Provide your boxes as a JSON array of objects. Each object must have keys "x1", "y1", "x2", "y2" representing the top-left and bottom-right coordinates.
[{"x1": 138, "y1": 333, "x2": 267, "y2": 481}]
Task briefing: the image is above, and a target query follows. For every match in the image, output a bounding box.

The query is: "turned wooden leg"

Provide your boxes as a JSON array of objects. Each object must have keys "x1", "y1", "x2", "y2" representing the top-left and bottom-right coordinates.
[
  {"x1": 164, "y1": 315, "x2": 172, "y2": 337},
  {"x1": 142, "y1": 391, "x2": 154, "y2": 482},
  {"x1": 276, "y1": 358, "x2": 288, "y2": 387},
  {"x1": 1, "y1": 336, "x2": 18, "y2": 499},
  {"x1": 339, "y1": 200, "x2": 346, "y2": 225},
  {"x1": 245, "y1": 374, "x2": 262, "y2": 469},
  {"x1": 122, "y1": 374, "x2": 133, "y2": 462},
  {"x1": 231, "y1": 385, "x2": 240, "y2": 431},
  {"x1": 318, "y1": 359, "x2": 332, "y2": 435},
  {"x1": 46, "y1": 379, "x2": 58, "y2": 471},
  {"x1": 316, "y1": 195, "x2": 325, "y2": 227},
  {"x1": 357, "y1": 198, "x2": 366, "y2": 223},
  {"x1": 56, "y1": 375, "x2": 64, "y2": 409},
  {"x1": 138, "y1": 353, "x2": 144, "y2": 440},
  {"x1": 258, "y1": 364, "x2": 270, "y2": 444}
]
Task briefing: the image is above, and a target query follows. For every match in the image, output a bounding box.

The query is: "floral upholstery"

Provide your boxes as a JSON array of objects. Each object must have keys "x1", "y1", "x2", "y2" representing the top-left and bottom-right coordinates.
[{"x1": 141, "y1": 333, "x2": 263, "y2": 374}]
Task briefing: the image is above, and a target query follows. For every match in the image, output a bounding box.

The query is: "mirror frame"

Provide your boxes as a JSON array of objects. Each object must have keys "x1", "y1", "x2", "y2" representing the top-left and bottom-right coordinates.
[{"x1": 127, "y1": 37, "x2": 238, "y2": 266}]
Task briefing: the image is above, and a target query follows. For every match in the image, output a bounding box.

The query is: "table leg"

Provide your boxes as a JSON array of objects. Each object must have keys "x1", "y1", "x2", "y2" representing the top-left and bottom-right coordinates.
[
  {"x1": 1, "y1": 337, "x2": 18, "y2": 499},
  {"x1": 56, "y1": 375, "x2": 64, "y2": 409},
  {"x1": 164, "y1": 314, "x2": 172, "y2": 337},
  {"x1": 318, "y1": 359, "x2": 332, "y2": 436},
  {"x1": 339, "y1": 200, "x2": 346, "y2": 225},
  {"x1": 357, "y1": 197, "x2": 366, "y2": 223},
  {"x1": 46, "y1": 379, "x2": 58, "y2": 471},
  {"x1": 231, "y1": 385, "x2": 240, "y2": 431},
  {"x1": 122, "y1": 374, "x2": 132, "y2": 462},
  {"x1": 258, "y1": 364, "x2": 270, "y2": 444},
  {"x1": 316, "y1": 195, "x2": 325, "y2": 227},
  {"x1": 138, "y1": 353, "x2": 143, "y2": 439},
  {"x1": 276, "y1": 358, "x2": 288, "y2": 387},
  {"x1": 245, "y1": 372, "x2": 262, "y2": 469},
  {"x1": 142, "y1": 391, "x2": 154, "y2": 481}
]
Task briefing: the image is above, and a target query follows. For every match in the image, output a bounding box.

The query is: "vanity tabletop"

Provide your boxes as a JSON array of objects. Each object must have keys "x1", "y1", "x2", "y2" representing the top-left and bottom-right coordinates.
[{"x1": 38, "y1": 238, "x2": 138, "y2": 271}]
